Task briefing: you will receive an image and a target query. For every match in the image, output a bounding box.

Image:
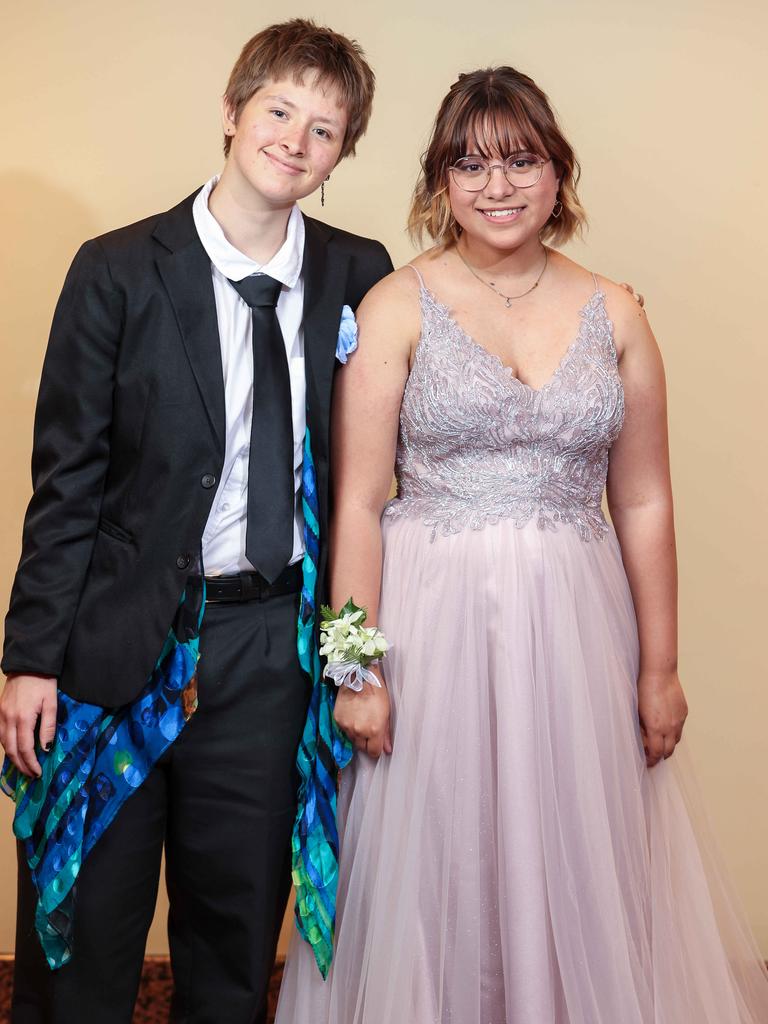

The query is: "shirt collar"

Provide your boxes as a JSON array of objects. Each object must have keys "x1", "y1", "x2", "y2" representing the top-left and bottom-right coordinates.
[{"x1": 192, "y1": 174, "x2": 305, "y2": 288}]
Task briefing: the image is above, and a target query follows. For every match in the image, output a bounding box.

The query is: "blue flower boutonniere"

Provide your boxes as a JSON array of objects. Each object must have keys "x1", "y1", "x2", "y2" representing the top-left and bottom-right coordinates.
[{"x1": 335, "y1": 304, "x2": 358, "y2": 364}]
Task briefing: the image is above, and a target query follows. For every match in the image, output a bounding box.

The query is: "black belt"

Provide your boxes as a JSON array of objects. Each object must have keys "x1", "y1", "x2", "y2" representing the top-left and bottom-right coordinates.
[{"x1": 201, "y1": 564, "x2": 302, "y2": 603}]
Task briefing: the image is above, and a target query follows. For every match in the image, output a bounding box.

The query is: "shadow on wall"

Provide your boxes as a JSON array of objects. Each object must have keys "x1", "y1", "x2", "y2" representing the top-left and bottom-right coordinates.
[
  {"x1": 0, "y1": 170, "x2": 99, "y2": 354},
  {"x1": 0, "y1": 171, "x2": 100, "y2": 656},
  {"x1": 0, "y1": 173, "x2": 101, "y2": 949}
]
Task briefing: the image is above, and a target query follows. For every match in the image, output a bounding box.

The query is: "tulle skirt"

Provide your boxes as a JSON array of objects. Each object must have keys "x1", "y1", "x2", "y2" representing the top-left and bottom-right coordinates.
[{"x1": 276, "y1": 515, "x2": 768, "y2": 1023}]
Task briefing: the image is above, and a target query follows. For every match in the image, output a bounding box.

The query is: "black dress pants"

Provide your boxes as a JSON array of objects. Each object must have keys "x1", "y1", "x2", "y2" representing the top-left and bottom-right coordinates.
[{"x1": 12, "y1": 591, "x2": 309, "y2": 1024}]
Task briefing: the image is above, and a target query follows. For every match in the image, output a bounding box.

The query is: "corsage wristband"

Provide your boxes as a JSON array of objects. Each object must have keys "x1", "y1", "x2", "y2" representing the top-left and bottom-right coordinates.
[{"x1": 319, "y1": 599, "x2": 390, "y2": 692}]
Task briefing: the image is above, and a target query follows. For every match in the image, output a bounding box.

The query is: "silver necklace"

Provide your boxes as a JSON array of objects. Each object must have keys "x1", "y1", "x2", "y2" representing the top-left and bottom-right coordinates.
[{"x1": 457, "y1": 245, "x2": 549, "y2": 307}]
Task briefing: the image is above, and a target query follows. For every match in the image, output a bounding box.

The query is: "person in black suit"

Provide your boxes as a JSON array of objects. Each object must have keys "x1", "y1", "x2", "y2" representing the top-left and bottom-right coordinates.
[{"x1": 0, "y1": 19, "x2": 392, "y2": 1023}]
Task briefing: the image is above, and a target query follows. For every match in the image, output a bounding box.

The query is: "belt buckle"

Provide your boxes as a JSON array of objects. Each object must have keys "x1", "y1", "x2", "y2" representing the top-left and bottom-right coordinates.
[{"x1": 206, "y1": 577, "x2": 228, "y2": 603}]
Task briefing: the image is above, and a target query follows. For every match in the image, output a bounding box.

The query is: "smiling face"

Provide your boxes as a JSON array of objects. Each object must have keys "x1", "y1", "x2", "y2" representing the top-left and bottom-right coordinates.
[
  {"x1": 447, "y1": 132, "x2": 560, "y2": 254},
  {"x1": 409, "y1": 67, "x2": 585, "y2": 252},
  {"x1": 221, "y1": 73, "x2": 347, "y2": 210}
]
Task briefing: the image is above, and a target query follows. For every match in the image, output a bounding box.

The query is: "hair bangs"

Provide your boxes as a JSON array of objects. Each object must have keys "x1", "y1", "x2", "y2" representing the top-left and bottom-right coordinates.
[
  {"x1": 223, "y1": 19, "x2": 375, "y2": 159},
  {"x1": 457, "y1": 91, "x2": 548, "y2": 164},
  {"x1": 409, "y1": 66, "x2": 587, "y2": 249}
]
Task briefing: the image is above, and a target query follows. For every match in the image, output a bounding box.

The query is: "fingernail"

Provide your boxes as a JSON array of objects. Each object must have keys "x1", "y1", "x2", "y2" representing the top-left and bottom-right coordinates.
[{"x1": 43, "y1": 743, "x2": 52, "y2": 753}]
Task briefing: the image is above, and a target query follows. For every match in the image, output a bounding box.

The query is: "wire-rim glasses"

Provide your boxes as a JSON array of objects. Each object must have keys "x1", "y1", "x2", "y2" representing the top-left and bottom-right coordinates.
[{"x1": 449, "y1": 153, "x2": 550, "y2": 192}]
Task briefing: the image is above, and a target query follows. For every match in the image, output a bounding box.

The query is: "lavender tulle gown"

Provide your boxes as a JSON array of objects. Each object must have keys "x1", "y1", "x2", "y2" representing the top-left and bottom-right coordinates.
[{"x1": 276, "y1": 270, "x2": 768, "y2": 1023}]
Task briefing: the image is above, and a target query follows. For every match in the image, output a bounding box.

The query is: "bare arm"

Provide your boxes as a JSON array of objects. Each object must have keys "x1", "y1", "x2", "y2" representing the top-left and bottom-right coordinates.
[
  {"x1": 329, "y1": 269, "x2": 420, "y2": 757},
  {"x1": 605, "y1": 282, "x2": 688, "y2": 767}
]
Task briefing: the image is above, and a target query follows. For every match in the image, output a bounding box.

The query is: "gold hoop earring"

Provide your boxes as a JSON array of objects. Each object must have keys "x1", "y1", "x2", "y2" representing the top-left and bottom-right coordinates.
[
  {"x1": 321, "y1": 175, "x2": 330, "y2": 207},
  {"x1": 551, "y1": 199, "x2": 563, "y2": 219}
]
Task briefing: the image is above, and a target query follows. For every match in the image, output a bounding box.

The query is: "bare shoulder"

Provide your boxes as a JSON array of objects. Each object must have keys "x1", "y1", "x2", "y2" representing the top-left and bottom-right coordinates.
[
  {"x1": 356, "y1": 261, "x2": 425, "y2": 354},
  {"x1": 546, "y1": 251, "x2": 655, "y2": 365},
  {"x1": 352, "y1": 265, "x2": 422, "y2": 364},
  {"x1": 593, "y1": 272, "x2": 654, "y2": 361},
  {"x1": 595, "y1": 273, "x2": 648, "y2": 321},
  {"x1": 358, "y1": 263, "x2": 421, "y2": 316}
]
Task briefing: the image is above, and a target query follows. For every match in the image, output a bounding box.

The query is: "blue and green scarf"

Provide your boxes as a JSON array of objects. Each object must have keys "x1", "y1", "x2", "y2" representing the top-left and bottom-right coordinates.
[
  {"x1": 1, "y1": 576, "x2": 204, "y2": 969},
  {"x1": 2, "y1": 429, "x2": 347, "y2": 978}
]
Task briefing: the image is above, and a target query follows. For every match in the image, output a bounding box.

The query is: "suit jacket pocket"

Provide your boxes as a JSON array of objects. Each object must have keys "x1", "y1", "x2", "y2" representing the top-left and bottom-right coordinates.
[{"x1": 97, "y1": 516, "x2": 134, "y2": 544}]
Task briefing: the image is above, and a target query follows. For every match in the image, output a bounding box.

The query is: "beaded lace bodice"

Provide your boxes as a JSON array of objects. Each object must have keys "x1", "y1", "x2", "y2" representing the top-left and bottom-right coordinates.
[{"x1": 383, "y1": 275, "x2": 625, "y2": 542}]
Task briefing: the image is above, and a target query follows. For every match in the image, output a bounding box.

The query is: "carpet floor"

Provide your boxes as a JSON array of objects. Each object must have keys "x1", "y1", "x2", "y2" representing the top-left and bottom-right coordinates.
[{"x1": 0, "y1": 957, "x2": 285, "y2": 1023}]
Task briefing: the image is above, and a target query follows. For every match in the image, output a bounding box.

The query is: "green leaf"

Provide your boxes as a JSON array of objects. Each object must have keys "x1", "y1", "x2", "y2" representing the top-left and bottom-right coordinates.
[
  {"x1": 319, "y1": 604, "x2": 336, "y2": 622},
  {"x1": 340, "y1": 598, "x2": 367, "y2": 622}
]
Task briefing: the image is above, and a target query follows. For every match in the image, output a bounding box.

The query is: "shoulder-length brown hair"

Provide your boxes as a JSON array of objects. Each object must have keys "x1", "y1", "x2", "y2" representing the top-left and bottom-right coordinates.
[{"x1": 409, "y1": 67, "x2": 586, "y2": 249}]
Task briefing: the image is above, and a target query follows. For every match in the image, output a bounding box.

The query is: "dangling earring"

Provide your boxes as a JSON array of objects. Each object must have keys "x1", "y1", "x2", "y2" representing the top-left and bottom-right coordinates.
[
  {"x1": 321, "y1": 175, "x2": 331, "y2": 207},
  {"x1": 551, "y1": 198, "x2": 563, "y2": 219}
]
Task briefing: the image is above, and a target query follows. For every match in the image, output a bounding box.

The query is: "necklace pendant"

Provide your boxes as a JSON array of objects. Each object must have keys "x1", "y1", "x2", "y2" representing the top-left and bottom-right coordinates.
[{"x1": 505, "y1": 297, "x2": 513, "y2": 308}]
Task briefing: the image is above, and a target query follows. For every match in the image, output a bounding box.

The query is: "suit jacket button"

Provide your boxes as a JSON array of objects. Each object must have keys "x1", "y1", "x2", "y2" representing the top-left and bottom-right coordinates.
[
  {"x1": 176, "y1": 554, "x2": 191, "y2": 570},
  {"x1": 201, "y1": 473, "x2": 216, "y2": 489}
]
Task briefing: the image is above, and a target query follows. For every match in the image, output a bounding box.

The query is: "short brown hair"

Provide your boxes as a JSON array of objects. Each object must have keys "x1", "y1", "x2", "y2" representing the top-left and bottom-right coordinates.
[
  {"x1": 409, "y1": 67, "x2": 586, "y2": 249},
  {"x1": 223, "y1": 19, "x2": 375, "y2": 160}
]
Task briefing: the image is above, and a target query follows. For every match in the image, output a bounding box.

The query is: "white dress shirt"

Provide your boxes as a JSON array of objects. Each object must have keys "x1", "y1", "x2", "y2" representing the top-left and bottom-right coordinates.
[{"x1": 193, "y1": 175, "x2": 306, "y2": 575}]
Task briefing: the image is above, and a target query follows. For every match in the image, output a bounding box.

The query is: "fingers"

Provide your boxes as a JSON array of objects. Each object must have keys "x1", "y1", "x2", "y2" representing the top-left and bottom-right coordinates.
[
  {"x1": 662, "y1": 732, "x2": 678, "y2": 760},
  {"x1": 363, "y1": 735, "x2": 384, "y2": 758},
  {"x1": 360, "y1": 729, "x2": 393, "y2": 761},
  {"x1": 355, "y1": 731, "x2": 386, "y2": 758},
  {"x1": 1, "y1": 719, "x2": 19, "y2": 773},
  {"x1": 351, "y1": 727, "x2": 391, "y2": 759},
  {"x1": 639, "y1": 721, "x2": 655, "y2": 767},
  {"x1": 619, "y1": 282, "x2": 645, "y2": 308},
  {"x1": 0, "y1": 676, "x2": 58, "y2": 778},
  {"x1": 640, "y1": 719, "x2": 663, "y2": 767},
  {"x1": 39, "y1": 692, "x2": 58, "y2": 752},
  {"x1": 0, "y1": 711, "x2": 39, "y2": 777},
  {"x1": 644, "y1": 730, "x2": 681, "y2": 768},
  {"x1": 644, "y1": 743, "x2": 663, "y2": 768},
  {"x1": 16, "y1": 715, "x2": 42, "y2": 777},
  {"x1": 334, "y1": 685, "x2": 391, "y2": 759}
]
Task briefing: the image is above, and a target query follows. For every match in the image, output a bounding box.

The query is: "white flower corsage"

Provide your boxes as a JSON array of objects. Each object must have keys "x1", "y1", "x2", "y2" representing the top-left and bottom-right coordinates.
[
  {"x1": 319, "y1": 599, "x2": 389, "y2": 692},
  {"x1": 335, "y1": 305, "x2": 358, "y2": 364}
]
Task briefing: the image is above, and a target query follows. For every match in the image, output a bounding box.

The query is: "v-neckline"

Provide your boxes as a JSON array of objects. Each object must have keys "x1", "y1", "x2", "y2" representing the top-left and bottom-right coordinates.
[{"x1": 420, "y1": 284, "x2": 604, "y2": 395}]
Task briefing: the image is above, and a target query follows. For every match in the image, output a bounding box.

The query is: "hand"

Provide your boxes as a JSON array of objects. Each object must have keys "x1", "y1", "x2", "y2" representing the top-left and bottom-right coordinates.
[
  {"x1": 619, "y1": 281, "x2": 645, "y2": 308},
  {"x1": 637, "y1": 670, "x2": 687, "y2": 768},
  {"x1": 333, "y1": 668, "x2": 393, "y2": 758},
  {"x1": 0, "y1": 674, "x2": 58, "y2": 777}
]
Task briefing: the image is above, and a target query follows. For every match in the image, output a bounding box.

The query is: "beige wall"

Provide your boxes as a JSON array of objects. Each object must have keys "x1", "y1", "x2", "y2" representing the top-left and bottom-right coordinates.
[{"x1": 1, "y1": 0, "x2": 766, "y2": 961}]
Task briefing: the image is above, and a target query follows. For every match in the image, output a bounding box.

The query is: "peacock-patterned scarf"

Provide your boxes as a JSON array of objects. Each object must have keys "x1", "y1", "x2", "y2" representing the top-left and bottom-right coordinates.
[
  {"x1": 1, "y1": 575, "x2": 204, "y2": 969},
  {"x1": 2, "y1": 429, "x2": 347, "y2": 977},
  {"x1": 292, "y1": 426, "x2": 353, "y2": 978}
]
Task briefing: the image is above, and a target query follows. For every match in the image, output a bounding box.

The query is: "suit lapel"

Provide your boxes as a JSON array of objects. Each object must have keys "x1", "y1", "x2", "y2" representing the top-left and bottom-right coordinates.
[
  {"x1": 153, "y1": 193, "x2": 226, "y2": 455},
  {"x1": 151, "y1": 201, "x2": 350, "y2": 462},
  {"x1": 302, "y1": 216, "x2": 350, "y2": 462}
]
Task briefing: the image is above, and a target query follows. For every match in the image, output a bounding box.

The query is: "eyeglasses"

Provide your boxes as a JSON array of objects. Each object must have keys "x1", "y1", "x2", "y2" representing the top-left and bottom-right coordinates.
[{"x1": 449, "y1": 153, "x2": 550, "y2": 192}]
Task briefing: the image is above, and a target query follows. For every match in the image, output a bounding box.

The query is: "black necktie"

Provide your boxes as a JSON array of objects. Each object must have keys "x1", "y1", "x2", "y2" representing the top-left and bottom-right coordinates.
[{"x1": 228, "y1": 274, "x2": 294, "y2": 583}]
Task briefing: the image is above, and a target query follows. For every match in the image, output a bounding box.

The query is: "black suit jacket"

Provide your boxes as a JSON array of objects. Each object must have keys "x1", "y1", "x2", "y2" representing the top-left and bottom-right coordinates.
[{"x1": 2, "y1": 190, "x2": 393, "y2": 706}]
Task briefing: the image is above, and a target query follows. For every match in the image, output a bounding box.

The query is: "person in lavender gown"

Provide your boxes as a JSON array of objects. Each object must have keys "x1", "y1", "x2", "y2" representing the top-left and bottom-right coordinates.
[{"x1": 275, "y1": 66, "x2": 768, "y2": 1023}]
